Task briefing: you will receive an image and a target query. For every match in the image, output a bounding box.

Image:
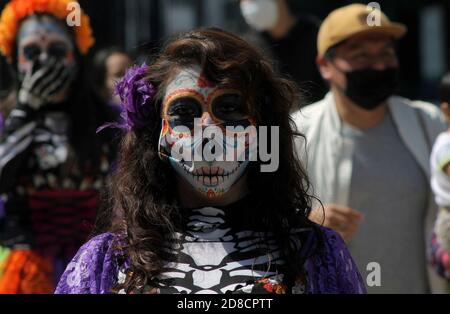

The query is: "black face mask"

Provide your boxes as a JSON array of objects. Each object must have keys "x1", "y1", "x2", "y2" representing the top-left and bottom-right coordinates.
[{"x1": 338, "y1": 67, "x2": 399, "y2": 110}]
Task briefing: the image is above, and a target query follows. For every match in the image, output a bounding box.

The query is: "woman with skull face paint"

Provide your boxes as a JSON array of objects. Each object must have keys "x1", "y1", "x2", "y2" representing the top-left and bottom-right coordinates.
[
  {"x1": 0, "y1": 0, "x2": 118, "y2": 293},
  {"x1": 55, "y1": 28, "x2": 365, "y2": 294}
]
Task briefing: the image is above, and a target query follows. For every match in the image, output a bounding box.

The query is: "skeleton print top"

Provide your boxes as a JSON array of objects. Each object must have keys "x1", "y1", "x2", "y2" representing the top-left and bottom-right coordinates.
[
  {"x1": 118, "y1": 205, "x2": 307, "y2": 294},
  {"x1": 0, "y1": 102, "x2": 116, "y2": 258},
  {"x1": 55, "y1": 198, "x2": 367, "y2": 294}
]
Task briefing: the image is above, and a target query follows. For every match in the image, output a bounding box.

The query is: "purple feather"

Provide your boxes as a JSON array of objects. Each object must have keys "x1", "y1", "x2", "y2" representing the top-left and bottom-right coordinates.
[{"x1": 97, "y1": 63, "x2": 156, "y2": 132}]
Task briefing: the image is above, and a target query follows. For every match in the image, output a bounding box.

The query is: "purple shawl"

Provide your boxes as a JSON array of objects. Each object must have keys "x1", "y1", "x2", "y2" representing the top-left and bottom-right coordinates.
[{"x1": 54, "y1": 227, "x2": 366, "y2": 294}]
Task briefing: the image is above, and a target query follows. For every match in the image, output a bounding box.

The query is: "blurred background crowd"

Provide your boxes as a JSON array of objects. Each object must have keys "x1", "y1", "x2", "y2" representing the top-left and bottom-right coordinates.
[
  {"x1": 1, "y1": 0, "x2": 450, "y2": 106},
  {"x1": 1, "y1": 0, "x2": 450, "y2": 295}
]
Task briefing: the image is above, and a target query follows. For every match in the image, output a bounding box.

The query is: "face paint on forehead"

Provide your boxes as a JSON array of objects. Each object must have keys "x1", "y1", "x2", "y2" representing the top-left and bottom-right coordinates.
[
  {"x1": 17, "y1": 18, "x2": 75, "y2": 74},
  {"x1": 164, "y1": 65, "x2": 218, "y2": 104},
  {"x1": 18, "y1": 19, "x2": 71, "y2": 42},
  {"x1": 16, "y1": 17, "x2": 77, "y2": 91}
]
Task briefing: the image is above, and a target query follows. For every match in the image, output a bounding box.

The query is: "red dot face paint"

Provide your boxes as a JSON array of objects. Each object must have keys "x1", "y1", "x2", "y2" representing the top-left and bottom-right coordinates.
[
  {"x1": 162, "y1": 66, "x2": 244, "y2": 122},
  {"x1": 17, "y1": 18, "x2": 75, "y2": 73},
  {"x1": 159, "y1": 65, "x2": 255, "y2": 199},
  {"x1": 16, "y1": 17, "x2": 78, "y2": 103},
  {"x1": 197, "y1": 71, "x2": 215, "y2": 89}
]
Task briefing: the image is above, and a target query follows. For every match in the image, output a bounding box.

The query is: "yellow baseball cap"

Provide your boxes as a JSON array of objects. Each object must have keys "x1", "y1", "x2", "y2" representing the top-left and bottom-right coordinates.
[{"x1": 318, "y1": 4, "x2": 407, "y2": 57}]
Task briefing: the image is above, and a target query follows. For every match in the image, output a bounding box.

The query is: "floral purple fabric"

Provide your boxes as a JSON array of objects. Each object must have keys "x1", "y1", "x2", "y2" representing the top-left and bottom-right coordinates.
[
  {"x1": 54, "y1": 227, "x2": 366, "y2": 294},
  {"x1": 429, "y1": 233, "x2": 450, "y2": 280},
  {"x1": 97, "y1": 63, "x2": 156, "y2": 132},
  {"x1": 305, "y1": 228, "x2": 366, "y2": 294}
]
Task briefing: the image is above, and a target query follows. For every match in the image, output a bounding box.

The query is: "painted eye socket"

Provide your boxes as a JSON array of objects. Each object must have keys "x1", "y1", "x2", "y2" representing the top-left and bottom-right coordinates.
[
  {"x1": 22, "y1": 41, "x2": 69, "y2": 61},
  {"x1": 23, "y1": 44, "x2": 41, "y2": 61},
  {"x1": 166, "y1": 96, "x2": 202, "y2": 126},
  {"x1": 212, "y1": 94, "x2": 248, "y2": 121},
  {"x1": 48, "y1": 41, "x2": 69, "y2": 59}
]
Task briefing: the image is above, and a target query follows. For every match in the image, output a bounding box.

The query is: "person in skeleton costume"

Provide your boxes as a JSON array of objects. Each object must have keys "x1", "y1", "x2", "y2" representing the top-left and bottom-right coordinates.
[
  {"x1": 56, "y1": 28, "x2": 366, "y2": 294},
  {"x1": 0, "y1": 0, "x2": 118, "y2": 293}
]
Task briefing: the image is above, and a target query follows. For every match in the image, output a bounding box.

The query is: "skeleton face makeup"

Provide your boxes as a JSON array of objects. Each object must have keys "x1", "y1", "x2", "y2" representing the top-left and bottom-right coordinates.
[
  {"x1": 159, "y1": 65, "x2": 256, "y2": 198},
  {"x1": 17, "y1": 16, "x2": 76, "y2": 81}
]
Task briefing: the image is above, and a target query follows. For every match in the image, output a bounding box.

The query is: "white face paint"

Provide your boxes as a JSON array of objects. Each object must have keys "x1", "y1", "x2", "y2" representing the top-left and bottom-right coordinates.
[
  {"x1": 159, "y1": 65, "x2": 256, "y2": 198},
  {"x1": 17, "y1": 16, "x2": 76, "y2": 84}
]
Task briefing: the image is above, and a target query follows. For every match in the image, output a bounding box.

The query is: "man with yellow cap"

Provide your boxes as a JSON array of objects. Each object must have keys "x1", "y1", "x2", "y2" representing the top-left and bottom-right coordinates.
[{"x1": 293, "y1": 4, "x2": 447, "y2": 293}]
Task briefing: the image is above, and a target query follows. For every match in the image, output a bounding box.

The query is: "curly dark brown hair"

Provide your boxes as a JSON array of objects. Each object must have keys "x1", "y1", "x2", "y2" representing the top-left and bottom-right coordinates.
[{"x1": 98, "y1": 27, "x2": 323, "y2": 293}]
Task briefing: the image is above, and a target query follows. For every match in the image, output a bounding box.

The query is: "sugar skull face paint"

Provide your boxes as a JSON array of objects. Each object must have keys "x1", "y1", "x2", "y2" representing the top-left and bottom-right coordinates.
[
  {"x1": 17, "y1": 16, "x2": 76, "y2": 79},
  {"x1": 159, "y1": 65, "x2": 257, "y2": 198}
]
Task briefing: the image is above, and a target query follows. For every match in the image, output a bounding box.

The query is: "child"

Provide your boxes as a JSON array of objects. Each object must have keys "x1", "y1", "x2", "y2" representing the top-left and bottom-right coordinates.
[{"x1": 429, "y1": 73, "x2": 450, "y2": 282}]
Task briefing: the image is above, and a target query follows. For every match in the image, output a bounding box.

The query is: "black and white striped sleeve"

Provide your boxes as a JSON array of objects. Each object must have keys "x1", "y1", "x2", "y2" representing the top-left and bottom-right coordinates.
[{"x1": 0, "y1": 104, "x2": 37, "y2": 191}]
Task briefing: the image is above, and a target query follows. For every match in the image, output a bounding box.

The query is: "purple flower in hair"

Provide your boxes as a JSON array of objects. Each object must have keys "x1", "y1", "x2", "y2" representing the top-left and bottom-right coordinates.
[{"x1": 97, "y1": 63, "x2": 156, "y2": 132}]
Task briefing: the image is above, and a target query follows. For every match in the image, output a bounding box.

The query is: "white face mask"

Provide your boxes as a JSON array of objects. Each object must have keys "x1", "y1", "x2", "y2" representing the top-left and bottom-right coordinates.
[{"x1": 240, "y1": 0, "x2": 279, "y2": 32}]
